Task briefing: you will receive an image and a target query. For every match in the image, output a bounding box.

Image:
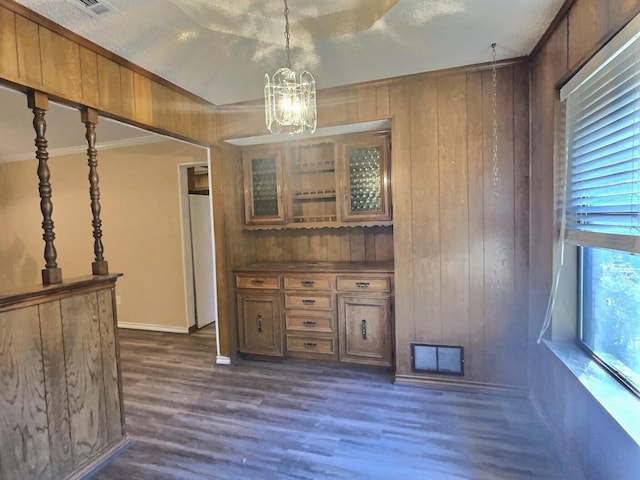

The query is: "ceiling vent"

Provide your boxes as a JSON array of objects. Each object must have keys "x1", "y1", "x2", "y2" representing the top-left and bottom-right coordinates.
[{"x1": 67, "y1": 0, "x2": 117, "y2": 18}]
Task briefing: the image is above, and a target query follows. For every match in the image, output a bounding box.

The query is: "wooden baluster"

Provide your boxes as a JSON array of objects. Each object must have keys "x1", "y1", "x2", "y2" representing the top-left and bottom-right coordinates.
[
  {"x1": 28, "y1": 91, "x2": 62, "y2": 285},
  {"x1": 82, "y1": 108, "x2": 109, "y2": 275}
]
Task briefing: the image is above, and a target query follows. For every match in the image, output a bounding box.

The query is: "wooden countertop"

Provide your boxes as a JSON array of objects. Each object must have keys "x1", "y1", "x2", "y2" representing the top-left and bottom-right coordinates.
[
  {"x1": 0, "y1": 273, "x2": 123, "y2": 311},
  {"x1": 234, "y1": 261, "x2": 394, "y2": 274}
]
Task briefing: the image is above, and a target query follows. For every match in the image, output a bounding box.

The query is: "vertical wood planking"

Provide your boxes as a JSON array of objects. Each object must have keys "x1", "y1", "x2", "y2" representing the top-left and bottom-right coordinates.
[
  {"x1": 39, "y1": 27, "x2": 82, "y2": 101},
  {"x1": 0, "y1": 306, "x2": 51, "y2": 480},
  {"x1": 79, "y1": 47, "x2": 99, "y2": 107},
  {"x1": 0, "y1": 8, "x2": 18, "y2": 80},
  {"x1": 210, "y1": 146, "x2": 232, "y2": 357},
  {"x1": 39, "y1": 301, "x2": 73, "y2": 478},
  {"x1": 389, "y1": 81, "x2": 414, "y2": 375},
  {"x1": 465, "y1": 71, "x2": 486, "y2": 381},
  {"x1": 349, "y1": 227, "x2": 366, "y2": 262},
  {"x1": 608, "y1": 0, "x2": 640, "y2": 30},
  {"x1": 376, "y1": 85, "x2": 390, "y2": 118},
  {"x1": 411, "y1": 79, "x2": 441, "y2": 344},
  {"x1": 15, "y1": 14, "x2": 42, "y2": 88},
  {"x1": 61, "y1": 292, "x2": 109, "y2": 466},
  {"x1": 482, "y1": 67, "x2": 518, "y2": 386},
  {"x1": 119, "y1": 68, "x2": 136, "y2": 120},
  {"x1": 437, "y1": 74, "x2": 470, "y2": 351},
  {"x1": 132, "y1": 72, "x2": 154, "y2": 126},
  {"x1": 513, "y1": 63, "x2": 530, "y2": 387},
  {"x1": 97, "y1": 56, "x2": 122, "y2": 116},
  {"x1": 97, "y1": 289, "x2": 122, "y2": 442},
  {"x1": 357, "y1": 86, "x2": 378, "y2": 120},
  {"x1": 567, "y1": 0, "x2": 609, "y2": 70}
]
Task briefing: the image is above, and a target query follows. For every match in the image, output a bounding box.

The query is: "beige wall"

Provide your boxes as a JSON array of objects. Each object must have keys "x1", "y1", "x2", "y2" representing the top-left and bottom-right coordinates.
[{"x1": 0, "y1": 140, "x2": 208, "y2": 331}]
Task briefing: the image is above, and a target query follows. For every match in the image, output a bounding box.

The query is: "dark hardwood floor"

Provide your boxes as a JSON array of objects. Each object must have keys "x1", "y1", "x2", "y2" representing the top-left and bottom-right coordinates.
[{"x1": 92, "y1": 327, "x2": 582, "y2": 480}]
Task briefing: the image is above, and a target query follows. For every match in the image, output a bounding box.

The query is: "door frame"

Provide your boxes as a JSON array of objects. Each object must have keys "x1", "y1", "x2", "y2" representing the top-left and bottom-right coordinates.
[{"x1": 177, "y1": 150, "x2": 221, "y2": 359}]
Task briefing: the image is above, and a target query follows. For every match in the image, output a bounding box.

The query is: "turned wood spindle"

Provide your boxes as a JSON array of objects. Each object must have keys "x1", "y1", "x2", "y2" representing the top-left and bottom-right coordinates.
[
  {"x1": 28, "y1": 91, "x2": 62, "y2": 285},
  {"x1": 82, "y1": 108, "x2": 109, "y2": 275}
]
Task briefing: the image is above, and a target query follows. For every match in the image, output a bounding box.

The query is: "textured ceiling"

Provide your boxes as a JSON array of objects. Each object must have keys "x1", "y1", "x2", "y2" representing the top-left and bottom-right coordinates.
[{"x1": 12, "y1": 0, "x2": 566, "y2": 106}]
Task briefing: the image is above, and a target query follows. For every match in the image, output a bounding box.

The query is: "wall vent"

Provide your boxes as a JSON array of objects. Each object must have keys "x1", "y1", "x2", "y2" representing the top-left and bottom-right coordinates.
[
  {"x1": 67, "y1": 0, "x2": 117, "y2": 17},
  {"x1": 411, "y1": 343, "x2": 464, "y2": 376}
]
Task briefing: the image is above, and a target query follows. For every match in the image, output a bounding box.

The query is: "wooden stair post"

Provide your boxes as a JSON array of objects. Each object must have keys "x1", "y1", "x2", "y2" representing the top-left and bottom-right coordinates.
[
  {"x1": 82, "y1": 108, "x2": 109, "y2": 275},
  {"x1": 28, "y1": 91, "x2": 62, "y2": 285}
]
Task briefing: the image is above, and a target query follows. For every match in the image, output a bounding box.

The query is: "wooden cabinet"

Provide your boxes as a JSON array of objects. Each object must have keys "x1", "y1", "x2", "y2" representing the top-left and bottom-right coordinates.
[
  {"x1": 337, "y1": 273, "x2": 393, "y2": 367},
  {"x1": 236, "y1": 274, "x2": 283, "y2": 356},
  {"x1": 241, "y1": 133, "x2": 392, "y2": 229},
  {"x1": 340, "y1": 136, "x2": 391, "y2": 223},
  {"x1": 338, "y1": 295, "x2": 392, "y2": 367},
  {"x1": 283, "y1": 273, "x2": 337, "y2": 360},
  {"x1": 234, "y1": 263, "x2": 393, "y2": 367},
  {"x1": 242, "y1": 146, "x2": 286, "y2": 225}
]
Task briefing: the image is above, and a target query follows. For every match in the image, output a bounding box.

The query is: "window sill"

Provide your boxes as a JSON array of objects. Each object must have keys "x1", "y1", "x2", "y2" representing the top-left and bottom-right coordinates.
[{"x1": 545, "y1": 340, "x2": 640, "y2": 447}]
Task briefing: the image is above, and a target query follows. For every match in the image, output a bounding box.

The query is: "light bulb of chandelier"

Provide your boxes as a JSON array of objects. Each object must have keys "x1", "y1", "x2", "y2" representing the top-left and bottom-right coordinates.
[{"x1": 265, "y1": 67, "x2": 317, "y2": 135}]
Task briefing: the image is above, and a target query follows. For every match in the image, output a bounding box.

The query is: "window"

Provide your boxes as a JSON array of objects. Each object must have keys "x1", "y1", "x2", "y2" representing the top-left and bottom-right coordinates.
[
  {"x1": 580, "y1": 247, "x2": 640, "y2": 394},
  {"x1": 560, "y1": 14, "x2": 640, "y2": 396}
]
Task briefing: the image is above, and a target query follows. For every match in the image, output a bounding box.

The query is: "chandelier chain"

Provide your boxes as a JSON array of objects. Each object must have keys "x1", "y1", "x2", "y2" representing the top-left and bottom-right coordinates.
[
  {"x1": 284, "y1": 0, "x2": 291, "y2": 69},
  {"x1": 491, "y1": 42, "x2": 499, "y2": 192}
]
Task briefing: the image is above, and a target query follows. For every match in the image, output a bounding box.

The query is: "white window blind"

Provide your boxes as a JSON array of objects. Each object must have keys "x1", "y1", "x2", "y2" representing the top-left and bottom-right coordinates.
[{"x1": 561, "y1": 15, "x2": 640, "y2": 246}]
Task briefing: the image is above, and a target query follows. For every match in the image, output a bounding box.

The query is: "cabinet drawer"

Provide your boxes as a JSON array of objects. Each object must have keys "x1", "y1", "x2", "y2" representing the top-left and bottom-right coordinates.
[
  {"x1": 284, "y1": 292, "x2": 334, "y2": 310},
  {"x1": 284, "y1": 274, "x2": 334, "y2": 291},
  {"x1": 286, "y1": 312, "x2": 334, "y2": 333},
  {"x1": 286, "y1": 335, "x2": 336, "y2": 355},
  {"x1": 336, "y1": 275, "x2": 391, "y2": 292},
  {"x1": 236, "y1": 274, "x2": 280, "y2": 290}
]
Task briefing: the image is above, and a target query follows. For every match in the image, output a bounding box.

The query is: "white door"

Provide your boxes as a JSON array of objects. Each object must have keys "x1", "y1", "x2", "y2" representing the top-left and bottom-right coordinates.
[{"x1": 189, "y1": 194, "x2": 216, "y2": 328}]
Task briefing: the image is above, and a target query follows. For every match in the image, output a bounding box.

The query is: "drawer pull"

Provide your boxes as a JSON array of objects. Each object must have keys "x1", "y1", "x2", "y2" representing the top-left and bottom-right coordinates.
[
  {"x1": 303, "y1": 342, "x2": 317, "y2": 349},
  {"x1": 302, "y1": 299, "x2": 316, "y2": 305},
  {"x1": 361, "y1": 319, "x2": 367, "y2": 340},
  {"x1": 301, "y1": 280, "x2": 315, "y2": 287},
  {"x1": 302, "y1": 320, "x2": 317, "y2": 327},
  {"x1": 251, "y1": 279, "x2": 265, "y2": 286},
  {"x1": 256, "y1": 314, "x2": 263, "y2": 333},
  {"x1": 356, "y1": 282, "x2": 370, "y2": 288}
]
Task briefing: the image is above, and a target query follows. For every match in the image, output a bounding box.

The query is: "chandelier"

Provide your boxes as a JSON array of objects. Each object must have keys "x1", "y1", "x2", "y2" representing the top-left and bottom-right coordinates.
[{"x1": 264, "y1": 0, "x2": 317, "y2": 135}]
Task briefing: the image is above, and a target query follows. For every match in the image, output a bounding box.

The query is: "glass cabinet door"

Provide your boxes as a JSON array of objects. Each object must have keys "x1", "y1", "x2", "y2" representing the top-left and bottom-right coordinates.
[
  {"x1": 242, "y1": 147, "x2": 286, "y2": 225},
  {"x1": 341, "y1": 136, "x2": 391, "y2": 222}
]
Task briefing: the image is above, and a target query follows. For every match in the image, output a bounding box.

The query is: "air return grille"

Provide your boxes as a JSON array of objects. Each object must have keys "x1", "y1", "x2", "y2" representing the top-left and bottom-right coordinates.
[
  {"x1": 67, "y1": 0, "x2": 117, "y2": 17},
  {"x1": 411, "y1": 343, "x2": 464, "y2": 376}
]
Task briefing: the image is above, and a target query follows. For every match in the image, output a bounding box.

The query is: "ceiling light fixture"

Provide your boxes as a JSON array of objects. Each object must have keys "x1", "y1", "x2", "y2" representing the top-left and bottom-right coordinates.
[{"x1": 264, "y1": 0, "x2": 317, "y2": 135}]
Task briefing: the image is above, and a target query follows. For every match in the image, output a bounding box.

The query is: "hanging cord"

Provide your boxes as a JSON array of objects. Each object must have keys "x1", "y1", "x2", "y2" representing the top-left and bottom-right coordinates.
[
  {"x1": 491, "y1": 43, "x2": 499, "y2": 192},
  {"x1": 283, "y1": 0, "x2": 291, "y2": 69},
  {"x1": 537, "y1": 101, "x2": 568, "y2": 343}
]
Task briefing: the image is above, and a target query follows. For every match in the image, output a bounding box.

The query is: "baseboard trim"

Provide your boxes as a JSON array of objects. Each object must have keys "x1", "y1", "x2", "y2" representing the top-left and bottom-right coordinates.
[
  {"x1": 394, "y1": 374, "x2": 529, "y2": 398},
  {"x1": 64, "y1": 436, "x2": 132, "y2": 480},
  {"x1": 216, "y1": 355, "x2": 232, "y2": 365},
  {"x1": 117, "y1": 322, "x2": 189, "y2": 334}
]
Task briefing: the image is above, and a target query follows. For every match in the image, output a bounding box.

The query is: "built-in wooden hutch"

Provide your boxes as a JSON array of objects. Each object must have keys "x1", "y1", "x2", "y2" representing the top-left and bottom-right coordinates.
[{"x1": 234, "y1": 130, "x2": 395, "y2": 367}]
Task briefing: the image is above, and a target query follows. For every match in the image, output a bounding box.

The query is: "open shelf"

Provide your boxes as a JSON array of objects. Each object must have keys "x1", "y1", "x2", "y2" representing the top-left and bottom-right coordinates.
[{"x1": 294, "y1": 189, "x2": 337, "y2": 200}]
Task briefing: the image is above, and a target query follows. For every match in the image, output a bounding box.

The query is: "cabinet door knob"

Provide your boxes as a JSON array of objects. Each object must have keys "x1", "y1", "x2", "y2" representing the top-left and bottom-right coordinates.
[
  {"x1": 256, "y1": 314, "x2": 263, "y2": 333},
  {"x1": 361, "y1": 319, "x2": 367, "y2": 340}
]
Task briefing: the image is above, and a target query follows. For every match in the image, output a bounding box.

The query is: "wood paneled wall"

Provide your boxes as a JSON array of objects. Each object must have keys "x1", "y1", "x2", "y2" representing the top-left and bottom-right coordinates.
[
  {"x1": 218, "y1": 60, "x2": 530, "y2": 388},
  {"x1": 0, "y1": 276, "x2": 127, "y2": 479},
  {"x1": 529, "y1": 1, "x2": 640, "y2": 477},
  {"x1": 0, "y1": 0, "x2": 217, "y2": 144}
]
